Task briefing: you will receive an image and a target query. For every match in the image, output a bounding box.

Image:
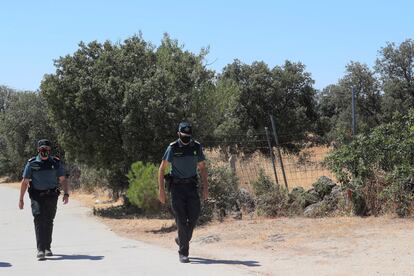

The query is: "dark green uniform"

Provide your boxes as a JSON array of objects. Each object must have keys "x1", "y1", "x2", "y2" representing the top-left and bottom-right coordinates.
[
  {"x1": 23, "y1": 155, "x2": 65, "y2": 252},
  {"x1": 163, "y1": 139, "x2": 205, "y2": 257}
]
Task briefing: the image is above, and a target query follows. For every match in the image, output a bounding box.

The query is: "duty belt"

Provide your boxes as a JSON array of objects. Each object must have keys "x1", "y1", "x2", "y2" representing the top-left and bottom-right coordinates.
[{"x1": 172, "y1": 176, "x2": 198, "y2": 185}]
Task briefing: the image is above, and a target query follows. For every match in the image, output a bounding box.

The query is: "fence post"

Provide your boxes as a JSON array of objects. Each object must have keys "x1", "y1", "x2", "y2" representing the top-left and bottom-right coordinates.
[
  {"x1": 270, "y1": 115, "x2": 289, "y2": 191},
  {"x1": 265, "y1": 127, "x2": 279, "y2": 185}
]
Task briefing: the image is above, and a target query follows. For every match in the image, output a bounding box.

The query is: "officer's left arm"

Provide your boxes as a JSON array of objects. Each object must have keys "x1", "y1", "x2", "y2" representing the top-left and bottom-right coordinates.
[
  {"x1": 197, "y1": 161, "x2": 208, "y2": 200},
  {"x1": 59, "y1": 176, "x2": 69, "y2": 204}
]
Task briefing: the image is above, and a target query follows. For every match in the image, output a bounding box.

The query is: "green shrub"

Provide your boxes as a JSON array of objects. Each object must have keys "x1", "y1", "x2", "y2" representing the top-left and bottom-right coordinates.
[
  {"x1": 126, "y1": 161, "x2": 160, "y2": 213},
  {"x1": 79, "y1": 164, "x2": 109, "y2": 193},
  {"x1": 325, "y1": 110, "x2": 414, "y2": 216},
  {"x1": 204, "y1": 163, "x2": 240, "y2": 221},
  {"x1": 251, "y1": 170, "x2": 288, "y2": 217},
  {"x1": 252, "y1": 169, "x2": 275, "y2": 197}
]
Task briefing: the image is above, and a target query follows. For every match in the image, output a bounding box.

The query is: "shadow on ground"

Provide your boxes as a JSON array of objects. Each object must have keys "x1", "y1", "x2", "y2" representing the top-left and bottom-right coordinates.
[
  {"x1": 0, "y1": 262, "x2": 12, "y2": 267},
  {"x1": 190, "y1": 257, "x2": 260, "y2": 267},
  {"x1": 48, "y1": 254, "x2": 104, "y2": 261}
]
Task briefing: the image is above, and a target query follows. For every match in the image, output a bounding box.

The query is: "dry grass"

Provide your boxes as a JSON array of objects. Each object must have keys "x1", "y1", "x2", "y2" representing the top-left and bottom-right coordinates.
[{"x1": 206, "y1": 146, "x2": 336, "y2": 191}]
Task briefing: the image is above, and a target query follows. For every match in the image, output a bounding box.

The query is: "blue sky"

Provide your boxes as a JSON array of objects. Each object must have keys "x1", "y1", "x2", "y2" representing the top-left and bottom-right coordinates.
[{"x1": 1, "y1": 0, "x2": 413, "y2": 91}]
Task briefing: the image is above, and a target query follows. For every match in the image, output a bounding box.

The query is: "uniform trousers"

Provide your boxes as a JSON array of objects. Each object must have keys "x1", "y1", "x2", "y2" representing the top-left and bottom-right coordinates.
[{"x1": 170, "y1": 180, "x2": 201, "y2": 257}]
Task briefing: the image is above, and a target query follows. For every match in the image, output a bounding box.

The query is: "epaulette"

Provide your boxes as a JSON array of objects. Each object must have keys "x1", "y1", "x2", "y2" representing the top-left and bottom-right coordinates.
[
  {"x1": 169, "y1": 140, "x2": 179, "y2": 147},
  {"x1": 53, "y1": 156, "x2": 60, "y2": 161},
  {"x1": 28, "y1": 157, "x2": 36, "y2": 162},
  {"x1": 193, "y1": 140, "x2": 201, "y2": 145}
]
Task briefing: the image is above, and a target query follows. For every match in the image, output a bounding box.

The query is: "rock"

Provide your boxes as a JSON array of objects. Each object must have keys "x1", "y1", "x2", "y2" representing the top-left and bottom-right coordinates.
[
  {"x1": 312, "y1": 176, "x2": 337, "y2": 198},
  {"x1": 303, "y1": 188, "x2": 320, "y2": 207},
  {"x1": 267, "y1": 234, "x2": 285, "y2": 242},
  {"x1": 304, "y1": 202, "x2": 326, "y2": 217},
  {"x1": 194, "y1": 234, "x2": 221, "y2": 244},
  {"x1": 289, "y1": 187, "x2": 319, "y2": 209}
]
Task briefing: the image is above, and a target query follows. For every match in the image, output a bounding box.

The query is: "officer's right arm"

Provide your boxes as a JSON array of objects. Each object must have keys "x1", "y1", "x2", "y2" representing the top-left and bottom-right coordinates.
[
  {"x1": 158, "y1": 160, "x2": 170, "y2": 204},
  {"x1": 19, "y1": 162, "x2": 31, "y2": 209},
  {"x1": 19, "y1": 178, "x2": 30, "y2": 210}
]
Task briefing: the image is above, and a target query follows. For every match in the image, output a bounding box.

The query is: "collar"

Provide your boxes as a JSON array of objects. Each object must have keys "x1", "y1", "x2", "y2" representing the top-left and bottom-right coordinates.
[
  {"x1": 177, "y1": 139, "x2": 193, "y2": 147},
  {"x1": 36, "y1": 155, "x2": 52, "y2": 162}
]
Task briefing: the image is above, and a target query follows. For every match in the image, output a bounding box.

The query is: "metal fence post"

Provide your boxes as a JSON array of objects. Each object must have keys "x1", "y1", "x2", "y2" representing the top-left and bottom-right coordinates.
[
  {"x1": 270, "y1": 115, "x2": 289, "y2": 191},
  {"x1": 265, "y1": 127, "x2": 279, "y2": 185}
]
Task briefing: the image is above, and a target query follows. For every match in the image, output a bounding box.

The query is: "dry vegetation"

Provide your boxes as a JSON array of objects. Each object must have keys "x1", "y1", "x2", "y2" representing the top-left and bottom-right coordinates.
[{"x1": 206, "y1": 146, "x2": 336, "y2": 191}]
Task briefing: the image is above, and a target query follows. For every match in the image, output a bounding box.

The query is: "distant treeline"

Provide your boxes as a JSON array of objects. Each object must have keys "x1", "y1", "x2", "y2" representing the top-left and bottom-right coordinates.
[{"x1": 1, "y1": 34, "x2": 413, "y2": 195}]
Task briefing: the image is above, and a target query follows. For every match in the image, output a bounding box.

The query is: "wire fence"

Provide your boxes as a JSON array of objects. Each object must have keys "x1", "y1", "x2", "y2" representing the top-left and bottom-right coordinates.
[{"x1": 203, "y1": 131, "x2": 335, "y2": 192}]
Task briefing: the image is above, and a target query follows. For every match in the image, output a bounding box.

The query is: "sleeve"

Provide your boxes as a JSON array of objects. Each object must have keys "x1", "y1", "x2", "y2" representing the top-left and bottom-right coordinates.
[
  {"x1": 162, "y1": 145, "x2": 174, "y2": 163},
  {"x1": 22, "y1": 162, "x2": 31, "y2": 179},
  {"x1": 56, "y1": 162, "x2": 65, "y2": 177},
  {"x1": 198, "y1": 144, "x2": 206, "y2": 162}
]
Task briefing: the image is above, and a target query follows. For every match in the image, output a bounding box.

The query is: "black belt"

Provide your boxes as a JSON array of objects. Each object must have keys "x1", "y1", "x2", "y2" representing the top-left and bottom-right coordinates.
[
  {"x1": 29, "y1": 187, "x2": 60, "y2": 197},
  {"x1": 172, "y1": 176, "x2": 198, "y2": 185}
]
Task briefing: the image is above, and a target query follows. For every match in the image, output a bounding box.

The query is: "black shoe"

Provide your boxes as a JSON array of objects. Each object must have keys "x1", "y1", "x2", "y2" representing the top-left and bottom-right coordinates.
[
  {"x1": 179, "y1": 254, "x2": 190, "y2": 263},
  {"x1": 45, "y1": 249, "x2": 53, "y2": 257},
  {"x1": 175, "y1": 237, "x2": 179, "y2": 246},
  {"x1": 37, "y1": 250, "x2": 46, "y2": 261}
]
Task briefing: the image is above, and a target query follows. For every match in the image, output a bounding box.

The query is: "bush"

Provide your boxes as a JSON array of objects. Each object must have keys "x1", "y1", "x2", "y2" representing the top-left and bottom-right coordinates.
[
  {"x1": 203, "y1": 163, "x2": 241, "y2": 222},
  {"x1": 78, "y1": 164, "x2": 109, "y2": 193},
  {"x1": 325, "y1": 111, "x2": 414, "y2": 216},
  {"x1": 251, "y1": 170, "x2": 288, "y2": 217},
  {"x1": 126, "y1": 161, "x2": 160, "y2": 214}
]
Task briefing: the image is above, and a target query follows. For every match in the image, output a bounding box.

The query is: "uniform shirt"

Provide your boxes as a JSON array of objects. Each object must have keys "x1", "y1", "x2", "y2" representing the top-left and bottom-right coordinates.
[
  {"x1": 162, "y1": 139, "x2": 205, "y2": 179},
  {"x1": 22, "y1": 155, "x2": 65, "y2": 190}
]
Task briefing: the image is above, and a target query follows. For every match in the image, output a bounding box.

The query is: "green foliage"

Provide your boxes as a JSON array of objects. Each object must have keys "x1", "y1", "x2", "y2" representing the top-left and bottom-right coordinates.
[
  {"x1": 203, "y1": 163, "x2": 240, "y2": 221},
  {"x1": 252, "y1": 169, "x2": 275, "y2": 196},
  {"x1": 78, "y1": 164, "x2": 109, "y2": 192},
  {"x1": 0, "y1": 86, "x2": 57, "y2": 179},
  {"x1": 251, "y1": 170, "x2": 288, "y2": 217},
  {"x1": 317, "y1": 62, "x2": 382, "y2": 142},
  {"x1": 215, "y1": 60, "x2": 318, "y2": 150},
  {"x1": 376, "y1": 39, "x2": 414, "y2": 118},
  {"x1": 126, "y1": 161, "x2": 160, "y2": 213},
  {"x1": 325, "y1": 111, "x2": 414, "y2": 216},
  {"x1": 40, "y1": 34, "x2": 215, "y2": 194}
]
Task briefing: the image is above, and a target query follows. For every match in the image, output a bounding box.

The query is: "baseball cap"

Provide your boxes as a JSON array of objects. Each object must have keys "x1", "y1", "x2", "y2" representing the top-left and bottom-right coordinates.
[
  {"x1": 37, "y1": 139, "x2": 52, "y2": 148},
  {"x1": 178, "y1": 122, "x2": 192, "y2": 135}
]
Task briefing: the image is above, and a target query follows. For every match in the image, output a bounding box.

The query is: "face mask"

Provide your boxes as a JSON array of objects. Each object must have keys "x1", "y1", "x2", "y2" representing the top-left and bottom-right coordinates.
[
  {"x1": 38, "y1": 147, "x2": 51, "y2": 159},
  {"x1": 179, "y1": 134, "x2": 191, "y2": 144}
]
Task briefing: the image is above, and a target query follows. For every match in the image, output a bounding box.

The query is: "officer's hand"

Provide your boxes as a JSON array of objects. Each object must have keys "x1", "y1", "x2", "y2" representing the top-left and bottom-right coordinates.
[
  {"x1": 19, "y1": 200, "x2": 24, "y2": 210},
  {"x1": 63, "y1": 194, "x2": 69, "y2": 205},
  {"x1": 159, "y1": 190, "x2": 166, "y2": 204}
]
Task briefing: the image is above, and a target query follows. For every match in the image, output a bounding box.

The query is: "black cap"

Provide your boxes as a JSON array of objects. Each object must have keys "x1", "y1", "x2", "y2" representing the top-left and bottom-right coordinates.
[
  {"x1": 37, "y1": 139, "x2": 51, "y2": 148},
  {"x1": 178, "y1": 122, "x2": 192, "y2": 135}
]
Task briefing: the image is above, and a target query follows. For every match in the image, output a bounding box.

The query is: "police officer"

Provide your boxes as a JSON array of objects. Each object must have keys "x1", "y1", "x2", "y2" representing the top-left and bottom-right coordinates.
[
  {"x1": 158, "y1": 122, "x2": 208, "y2": 263},
  {"x1": 18, "y1": 139, "x2": 69, "y2": 261}
]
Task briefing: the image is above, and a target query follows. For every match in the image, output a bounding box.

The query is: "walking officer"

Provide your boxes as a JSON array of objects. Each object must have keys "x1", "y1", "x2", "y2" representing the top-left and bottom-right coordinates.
[
  {"x1": 158, "y1": 122, "x2": 208, "y2": 263},
  {"x1": 18, "y1": 139, "x2": 69, "y2": 260}
]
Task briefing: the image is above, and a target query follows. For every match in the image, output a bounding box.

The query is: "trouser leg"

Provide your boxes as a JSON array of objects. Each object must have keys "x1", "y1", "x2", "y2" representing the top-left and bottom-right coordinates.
[
  {"x1": 43, "y1": 196, "x2": 58, "y2": 250},
  {"x1": 31, "y1": 195, "x2": 58, "y2": 251},
  {"x1": 171, "y1": 185, "x2": 189, "y2": 256},
  {"x1": 30, "y1": 197, "x2": 43, "y2": 251},
  {"x1": 171, "y1": 183, "x2": 200, "y2": 257},
  {"x1": 186, "y1": 186, "x2": 201, "y2": 244}
]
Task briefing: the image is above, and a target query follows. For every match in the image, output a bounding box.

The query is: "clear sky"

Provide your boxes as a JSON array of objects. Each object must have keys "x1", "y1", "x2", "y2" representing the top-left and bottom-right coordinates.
[{"x1": 1, "y1": 0, "x2": 413, "y2": 91}]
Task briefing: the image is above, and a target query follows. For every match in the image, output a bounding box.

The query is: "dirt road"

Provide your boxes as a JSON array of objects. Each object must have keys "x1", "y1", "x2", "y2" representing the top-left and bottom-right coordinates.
[
  {"x1": 3, "y1": 182, "x2": 414, "y2": 276},
  {"x1": 0, "y1": 185, "x2": 252, "y2": 276}
]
